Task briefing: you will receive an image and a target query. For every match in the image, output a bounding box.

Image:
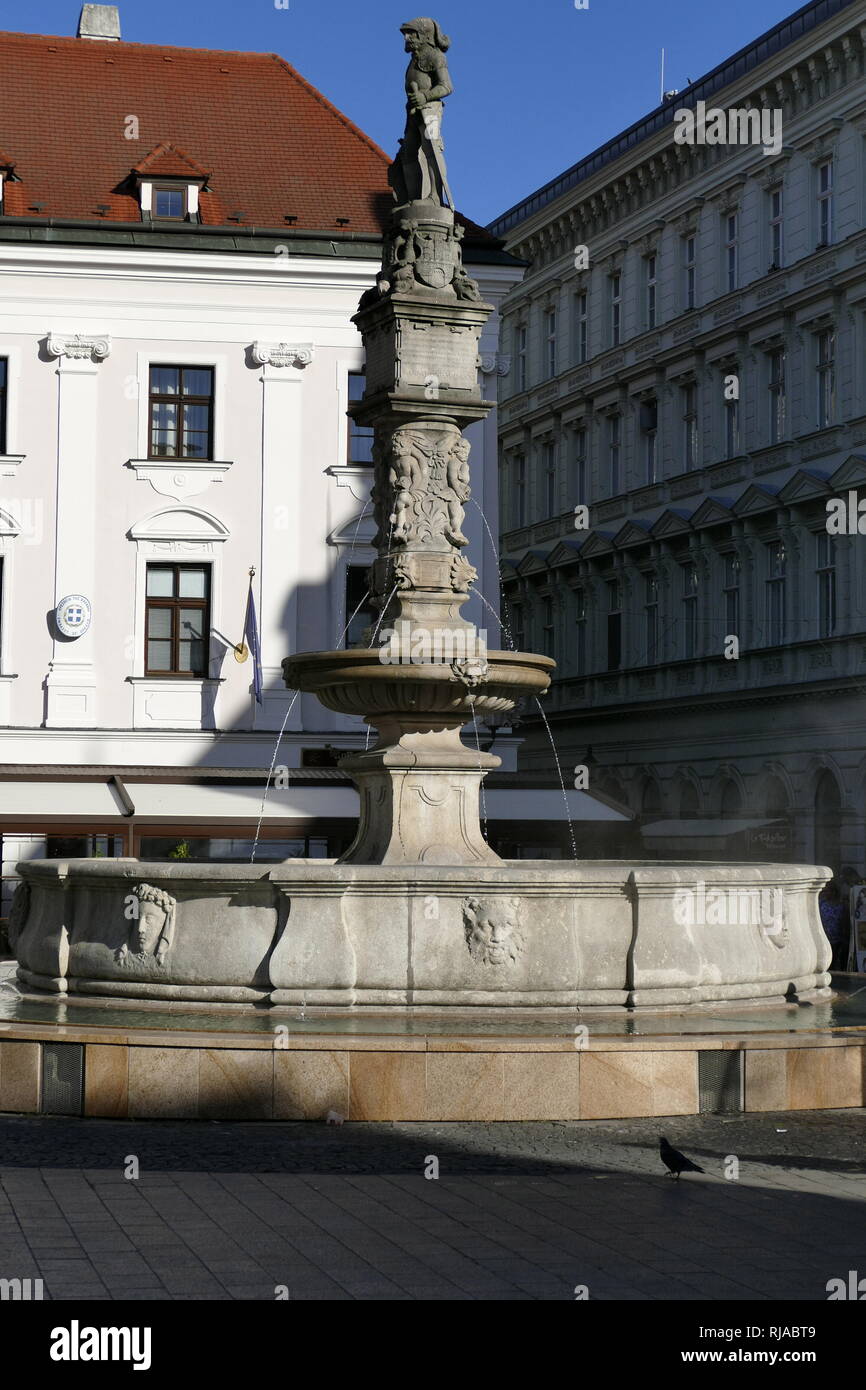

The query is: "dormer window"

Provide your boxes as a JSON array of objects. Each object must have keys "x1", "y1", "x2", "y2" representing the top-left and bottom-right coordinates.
[
  {"x1": 133, "y1": 143, "x2": 209, "y2": 225},
  {"x1": 154, "y1": 186, "x2": 187, "y2": 220}
]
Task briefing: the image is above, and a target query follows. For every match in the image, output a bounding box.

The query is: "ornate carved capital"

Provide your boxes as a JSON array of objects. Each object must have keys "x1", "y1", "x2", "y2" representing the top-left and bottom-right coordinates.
[
  {"x1": 477, "y1": 353, "x2": 511, "y2": 377},
  {"x1": 47, "y1": 333, "x2": 111, "y2": 362},
  {"x1": 251, "y1": 341, "x2": 314, "y2": 369}
]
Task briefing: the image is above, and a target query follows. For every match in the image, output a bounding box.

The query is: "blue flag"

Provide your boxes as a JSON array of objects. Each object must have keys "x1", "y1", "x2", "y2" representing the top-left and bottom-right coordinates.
[{"x1": 244, "y1": 583, "x2": 263, "y2": 706}]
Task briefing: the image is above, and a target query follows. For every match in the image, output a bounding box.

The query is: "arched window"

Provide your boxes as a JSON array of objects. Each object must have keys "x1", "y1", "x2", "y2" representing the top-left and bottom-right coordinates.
[
  {"x1": 814, "y1": 770, "x2": 842, "y2": 871},
  {"x1": 642, "y1": 778, "x2": 663, "y2": 818},
  {"x1": 720, "y1": 779, "x2": 742, "y2": 818},
  {"x1": 764, "y1": 775, "x2": 789, "y2": 819},
  {"x1": 596, "y1": 774, "x2": 627, "y2": 807},
  {"x1": 679, "y1": 782, "x2": 700, "y2": 818}
]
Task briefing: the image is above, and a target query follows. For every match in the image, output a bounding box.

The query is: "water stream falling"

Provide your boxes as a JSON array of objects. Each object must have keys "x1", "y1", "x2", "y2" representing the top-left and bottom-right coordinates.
[
  {"x1": 469, "y1": 701, "x2": 489, "y2": 841},
  {"x1": 250, "y1": 690, "x2": 301, "y2": 863},
  {"x1": 533, "y1": 696, "x2": 579, "y2": 861},
  {"x1": 364, "y1": 580, "x2": 400, "y2": 750},
  {"x1": 470, "y1": 585, "x2": 577, "y2": 862}
]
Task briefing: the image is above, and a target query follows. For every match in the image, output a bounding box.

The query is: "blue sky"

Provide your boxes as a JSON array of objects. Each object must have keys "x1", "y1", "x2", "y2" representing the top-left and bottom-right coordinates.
[{"x1": 3, "y1": 0, "x2": 803, "y2": 224}]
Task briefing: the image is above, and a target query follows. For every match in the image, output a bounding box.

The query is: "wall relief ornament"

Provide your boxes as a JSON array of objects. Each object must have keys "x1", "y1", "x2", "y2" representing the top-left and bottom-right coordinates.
[
  {"x1": 451, "y1": 656, "x2": 489, "y2": 688},
  {"x1": 46, "y1": 333, "x2": 111, "y2": 362},
  {"x1": 115, "y1": 883, "x2": 176, "y2": 968},
  {"x1": 463, "y1": 896, "x2": 525, "y2": 965},
  {"x1": 362, "y1": 218, "x2": 480, "y2": 306},
  {"x1": 449, "y1": 554, "x2": 477, "y2": 591},
  {"x1": 380, "y1": 427, "x2": 472, "y2": 550}
]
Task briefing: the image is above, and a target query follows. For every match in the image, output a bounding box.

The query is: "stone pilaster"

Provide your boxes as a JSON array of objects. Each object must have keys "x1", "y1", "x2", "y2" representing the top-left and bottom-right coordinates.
[
  {"x1": 252, "y1": 341, "x2": 314, "y2": 729},
  {"x1": 44, "y1": 333, "x2": 111, "y2": 727}
]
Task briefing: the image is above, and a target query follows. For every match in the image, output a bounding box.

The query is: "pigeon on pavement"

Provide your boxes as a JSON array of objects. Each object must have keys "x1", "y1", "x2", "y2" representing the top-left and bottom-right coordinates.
[{"x1": 659, "y1": 1135, "x2": 705, "y2": 1180}]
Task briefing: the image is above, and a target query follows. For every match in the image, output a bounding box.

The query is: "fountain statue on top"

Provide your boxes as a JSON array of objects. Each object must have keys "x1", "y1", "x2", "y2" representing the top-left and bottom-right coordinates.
[
  {"x1": 390, "y1": 18, "x2": 455, "y2": 210},
  {"x1": 284, "y1": 17, "x2": 553, "y2": 867},
  {"x1": 10, "y1": 19, "x2": 831, "y2": 1012}
]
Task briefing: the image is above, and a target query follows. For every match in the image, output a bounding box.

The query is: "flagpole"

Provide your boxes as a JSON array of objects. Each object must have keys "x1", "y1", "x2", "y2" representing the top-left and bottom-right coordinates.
[{"x1": 234, "y1": 568, "x2": 256, "y2": 660}]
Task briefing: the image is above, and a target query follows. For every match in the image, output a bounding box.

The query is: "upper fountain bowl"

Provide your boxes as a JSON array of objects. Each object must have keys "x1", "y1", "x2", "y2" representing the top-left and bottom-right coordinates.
[{"x1": 282, "y1": 648, "x2": 554, "y2": 722}]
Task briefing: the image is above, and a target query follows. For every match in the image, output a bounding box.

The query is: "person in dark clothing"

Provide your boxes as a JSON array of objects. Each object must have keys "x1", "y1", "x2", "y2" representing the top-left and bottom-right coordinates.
[{"x1": 819, "y1": 878, "x2": 850, "y2": 971}]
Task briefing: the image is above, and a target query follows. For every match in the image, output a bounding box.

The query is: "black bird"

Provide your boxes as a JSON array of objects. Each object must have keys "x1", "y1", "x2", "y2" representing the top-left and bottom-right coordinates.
[{"x1": 659, "y1": 1135, "x2": 704, "y2": 1180}]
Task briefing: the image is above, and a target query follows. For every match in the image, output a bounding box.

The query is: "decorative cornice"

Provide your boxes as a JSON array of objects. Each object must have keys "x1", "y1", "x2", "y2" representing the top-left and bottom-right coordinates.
[
  {"x1": 251, "y1": 341, "x2": 314, "y2": 369},
  {"x1": 126, "y1": 459, "x2": 232, "y2": 503},
  {"x1": 46, "y1": 333, "x2": 111, "y2": 362}
]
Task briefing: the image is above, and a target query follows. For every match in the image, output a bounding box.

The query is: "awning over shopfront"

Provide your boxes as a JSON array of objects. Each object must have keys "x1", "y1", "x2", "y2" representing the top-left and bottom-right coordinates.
[
  {"x1": 641, "y1": 818, "x2": 789, "y2": 856},
  {"x1": 0, "y1": 777, "x2": 629, "y2": 825},
  {"x1": 642, "y1": 819, "x2": 782, "y2": 838}
]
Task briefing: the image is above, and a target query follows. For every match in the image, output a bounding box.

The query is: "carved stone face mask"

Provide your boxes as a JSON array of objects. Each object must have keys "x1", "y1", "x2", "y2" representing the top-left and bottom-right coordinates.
[
  {"x1": 136, "y1": 902, "x2": 165, "y2": 954},
  {"x1": 468, "y1": 906, "x2": 522, "y2": 965}
]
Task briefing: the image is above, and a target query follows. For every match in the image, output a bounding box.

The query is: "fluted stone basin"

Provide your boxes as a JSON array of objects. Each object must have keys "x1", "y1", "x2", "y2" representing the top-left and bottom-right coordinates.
[{"x1": 282, "y1": 648, "x2": 554, "y2": 722}]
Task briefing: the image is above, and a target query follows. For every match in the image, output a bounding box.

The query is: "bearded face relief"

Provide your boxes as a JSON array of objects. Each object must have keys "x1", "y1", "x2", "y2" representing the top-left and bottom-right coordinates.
[
  {"x1": 116, "y1": 884, "x2": 176, "y2": 968},
  {"x1": 463, "y1": 897, "x2": 525, "y2": 966}
]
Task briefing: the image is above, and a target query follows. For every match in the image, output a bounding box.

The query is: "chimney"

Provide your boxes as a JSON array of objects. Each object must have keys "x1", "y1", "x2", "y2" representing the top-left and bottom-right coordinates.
[{"x1": 77, "y1": 5, "x2": 121, "y2": 40}]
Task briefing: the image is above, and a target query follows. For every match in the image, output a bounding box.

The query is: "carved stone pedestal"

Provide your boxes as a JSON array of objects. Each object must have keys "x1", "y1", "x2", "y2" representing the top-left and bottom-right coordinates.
[{"x1": 338, "y1": 721, "x2": 500, "y2": 866}]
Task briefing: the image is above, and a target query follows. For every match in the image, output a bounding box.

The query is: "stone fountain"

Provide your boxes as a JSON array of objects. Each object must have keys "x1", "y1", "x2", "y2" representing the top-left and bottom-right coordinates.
[{"x1": 9, "y1": 18, "x2": 831, "y2": 1014}]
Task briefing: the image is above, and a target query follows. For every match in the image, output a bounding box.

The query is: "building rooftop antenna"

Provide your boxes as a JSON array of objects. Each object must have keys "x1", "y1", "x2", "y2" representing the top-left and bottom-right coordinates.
[{"x1": 660, "y1": 48, "x2": 680, "y2": 103}]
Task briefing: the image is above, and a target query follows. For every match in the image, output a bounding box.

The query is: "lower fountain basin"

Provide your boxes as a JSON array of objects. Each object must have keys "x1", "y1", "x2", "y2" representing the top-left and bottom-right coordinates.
[{"x1": 10, "y1": 858, "x2": 831, "y2": 1010}]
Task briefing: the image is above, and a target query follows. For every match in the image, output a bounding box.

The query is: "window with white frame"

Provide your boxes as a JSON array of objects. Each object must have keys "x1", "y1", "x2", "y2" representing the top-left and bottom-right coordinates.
[
  {"x1": 769, "y1": 185, "x2": 784, "y2": 268},
  {"x1": 723, "y1": 212, "x2": 738, "y2": 293},
  {"x1": 681, "y1": 381, "x2": 699, "y2": 470},
  {"x1": 683, "y1": 234, "x2": 696, "y2": 310},
  {"x1": 510, "y1": 599, "x2": 525, "y2": 651},
  {"x1": 815, "y1": 531, "x2": 836, "y2": 638},
  {"x1": 723, "y1": 368, "x2": 740, "y2": 458},
  {"x1": 545, "y1": 307, "x2": 557, "y2": 379},
  {"x1": 542, "y1": 439, "x2": 557, "y2": 517},
  {"x1": 606, "y1": 577, "x2": 622, "y2": 671},
  {"x1": 817, "y1": 159, "x2": 834, "y2": 246},
  {"x1": 610, "y1": 272, "x2": 622, "y2": 347},
  {"x1": 153, "y1": 186, "x2": 188, "y2": 220},
  {"x1": 512, "y1": 453, "x2": 526, "y2": 528},
  {"x1": 541, "y1": 596, "x2": 555, "y2": 658},
  {"x1": 724, "y1": 552, "x2": 741, "y2": 641},
  {"x1": 345, "y1": 565, "x2": 374, "y2": 648},
  {"x1": 765, "y1": 541, "x2": 786, "y2": 646},
  {"x1": 607, "y1": 414, "x2": 621, "y2": 496},
  {"x1": 645, "y1": 253, "x2": 657, "y2": 331},
  {"x1": 573, "y1": 586, "x2": 587, "y2": 674},
  {"x1": 570, "y1": 426, "x2": 587, "y2": 504},
  {"x1": 816, "y1": 329, "x2": 835, "y2": 428},
  {"x1": 574, "y1": 290, "x2": 588, "y2": 364},
  {"x1": 768, "y1": 348, "x2": 786, "y2": 444},
  {"x1": 640, "y1": 398, "x2": 658, "y2": 485},
  {"x1": 644, "y1": 571, "x2": 658, "y2": 665},
  {"x1": 681, "y1": 561, "x2": 699, "y2": 659},
  {"x1": 149, "y1": 366, "x2": 214, "y2": 460},
  {"x1": 347, "y1": 372, "x2": 374, "y2": 463},
  {"x1": 516, "y1": 324, "x2": 528, "y2": 393},
  {"x1": 145, "y1": 563, "x2": 210, "y2": 676}
]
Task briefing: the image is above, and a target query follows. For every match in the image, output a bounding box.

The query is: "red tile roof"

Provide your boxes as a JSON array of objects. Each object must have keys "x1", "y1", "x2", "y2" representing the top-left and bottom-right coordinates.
[
  {"x1": 0, "y1": 29, "x2": 396, "y2": 231},
  {"x1": 133, "y1": 142, "x2": 211, "y2": 180}
]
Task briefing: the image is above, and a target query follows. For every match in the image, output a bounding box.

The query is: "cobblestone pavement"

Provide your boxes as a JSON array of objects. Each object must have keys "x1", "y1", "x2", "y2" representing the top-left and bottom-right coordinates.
[{"x1": 0, "y1": 1110, "x2": 864, "y2": 1300}]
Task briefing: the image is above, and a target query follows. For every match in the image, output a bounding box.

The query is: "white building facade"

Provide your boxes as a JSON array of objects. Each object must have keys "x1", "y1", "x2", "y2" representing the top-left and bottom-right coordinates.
[{"x1": 0, "y1": 12, "x2": 531, "y2": 905}]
